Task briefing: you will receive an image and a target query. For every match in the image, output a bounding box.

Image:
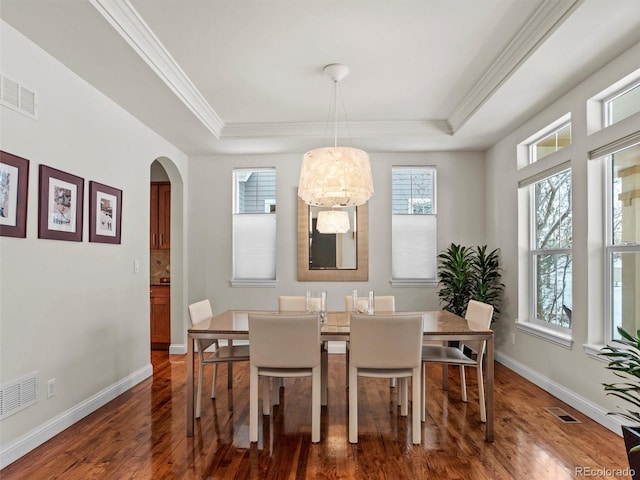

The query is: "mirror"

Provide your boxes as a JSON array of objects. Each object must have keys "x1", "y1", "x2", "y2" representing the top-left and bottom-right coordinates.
[{"x1": 297, "y1": 197, "x2": 368, "y2": 281}]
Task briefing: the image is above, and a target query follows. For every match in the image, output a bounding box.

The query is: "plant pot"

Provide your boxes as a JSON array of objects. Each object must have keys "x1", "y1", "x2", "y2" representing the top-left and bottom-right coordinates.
[{"x1": 623, "y1": 425, "x2": 640, "y2": 480}]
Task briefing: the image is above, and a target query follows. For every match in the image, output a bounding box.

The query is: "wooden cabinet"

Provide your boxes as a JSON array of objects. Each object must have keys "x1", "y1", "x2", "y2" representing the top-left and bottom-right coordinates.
[
  {"x1": 150, "y1": 182, "x2": 170, "y2": 250},
  {"x1": 150, "y1": 285, "x2": 170, "y2": 350}
]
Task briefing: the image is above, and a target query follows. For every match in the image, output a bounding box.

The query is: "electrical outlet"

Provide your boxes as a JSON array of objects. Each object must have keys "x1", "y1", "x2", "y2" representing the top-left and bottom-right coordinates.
[
  {"x1": 511, "y1": 333, "x2": 516, "y2": 345},
  {"x1": 47, "y1": 378, "x2": 55, "y2": 398}
]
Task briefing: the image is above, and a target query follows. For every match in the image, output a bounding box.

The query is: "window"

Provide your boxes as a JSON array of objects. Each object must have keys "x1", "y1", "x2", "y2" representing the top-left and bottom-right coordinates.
[
  {"x1": 530, "y1": 169, "x2": 572, "y2": 329},
  {"x1": 391, "y1": 166, "x2": 437, "y2": 286},
  {"x1": 529, "y1": 122, "x2": 571, "y2": 163},
  {"x1": 605, "y1": 143, "x2": 640, "y2": 342},
  {"x1": 232, "y1": 168, "x2": 276, "y2": 286},
  {"x1": 604, "y1": 80, "x2": 640, "y2": 126}
]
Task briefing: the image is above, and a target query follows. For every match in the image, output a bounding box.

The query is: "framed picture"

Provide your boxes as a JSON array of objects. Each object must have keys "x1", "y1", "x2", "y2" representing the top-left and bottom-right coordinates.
[
  {"x1": 89, "y1": 181, "x2": 122, "y2": 244},
  {"x1": 0, "y1": 151, "x2": 30, "y2": 238},
  {"x1": 38, "y1": 165, "x2": 84, "y2": 241}
]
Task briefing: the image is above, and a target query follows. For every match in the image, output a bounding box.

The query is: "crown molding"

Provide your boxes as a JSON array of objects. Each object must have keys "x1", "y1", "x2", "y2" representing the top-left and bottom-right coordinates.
[
  {"x1": 90, "y1": 0, "x2": 224, "y2": 138},
  {"x1": 447, "y1": 0, "x2": 584, "y2": 134},
  {"x1": 222, "y1": 120, "x2": 452, "y2": 138}
]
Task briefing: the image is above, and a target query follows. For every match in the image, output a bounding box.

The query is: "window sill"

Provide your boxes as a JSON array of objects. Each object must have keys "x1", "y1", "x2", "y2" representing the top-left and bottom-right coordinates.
[
  {"x1": 583, "y1": 343, "x2": 609, "y2": 362},
  {"x1": 229, "y1": 279, "x2": 277, "y2": 288},
  {"x1": 515, "y1": 321, "x2": 573, "y2": 349},
  {"x1": 390, "y1": 278, "x2": 438, "y2": 288}
]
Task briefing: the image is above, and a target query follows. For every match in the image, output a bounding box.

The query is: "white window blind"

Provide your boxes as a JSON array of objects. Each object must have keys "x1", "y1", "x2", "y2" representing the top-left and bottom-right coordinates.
[
  {"x1": 233, "y1": 213, "x2": 276, "y2": 280},
  {"x1": 392, "y1": 214, "x2": 437, "y2": 280}
]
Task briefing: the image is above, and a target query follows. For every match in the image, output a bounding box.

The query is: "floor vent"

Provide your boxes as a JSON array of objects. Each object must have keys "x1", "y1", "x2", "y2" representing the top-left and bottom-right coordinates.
[
  {"x1": 546, "y1": 407, "x2": 580, "y2": 423},
  {"x1": 0, "y1": 372, "x2": 38, "y2": 421},
  {"x1": 0, "y1": 73, "x2": 38, "y2": 119}
]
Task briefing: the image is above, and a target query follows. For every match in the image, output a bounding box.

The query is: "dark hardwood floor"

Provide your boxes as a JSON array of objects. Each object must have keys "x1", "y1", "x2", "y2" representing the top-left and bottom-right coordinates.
[{"x1": 1, "y1": 351, "x2": 628, "y2": 479}]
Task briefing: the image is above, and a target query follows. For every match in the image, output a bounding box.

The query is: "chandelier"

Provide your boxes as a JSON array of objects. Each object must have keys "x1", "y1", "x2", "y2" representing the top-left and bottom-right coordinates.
[
  {"x1": 298, "y1": 64, "x2": 374, "y2": 207},
  {"x1": 316, "y1": 210, "x2": 350, "y2": 234}
]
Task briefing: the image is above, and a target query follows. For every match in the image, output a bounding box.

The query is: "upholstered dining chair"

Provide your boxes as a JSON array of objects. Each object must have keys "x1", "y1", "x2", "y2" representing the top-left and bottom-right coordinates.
[
  {"x1": 421, "y1": 300, "x2": 494, "y2": 422},
  {"x1": 278, "y1": 295, "x2": 306, "y2": 312},
  {"x1": 248, "y1": 313, "x2": 322, "y2": 443},
  {"x1": 278, "y1": 295, "x2": 328, "y2": 406},
  {"x1": 188, "y1": 300, "x2": 250, "y2": 418},
  {"x1": 348, "y1": 313, "x2": 424, "y2": 444},
  {"x1": 344, "y1": 295, "x2": 397, "y2": 389}
]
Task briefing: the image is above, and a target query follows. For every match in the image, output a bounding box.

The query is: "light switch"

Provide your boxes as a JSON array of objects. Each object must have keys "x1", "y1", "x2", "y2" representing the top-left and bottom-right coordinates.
[{"x1": 134, "y1": 260, "x2": 140, "y2": 274}]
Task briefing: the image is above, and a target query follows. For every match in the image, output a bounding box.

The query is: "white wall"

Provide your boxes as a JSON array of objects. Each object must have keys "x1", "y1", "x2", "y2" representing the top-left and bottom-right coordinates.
[
  {"x1": 485, "y1": 39, "x2": 640, "y2": 433},
  {"x1": 0, "y1": 22, "x2": 188, "y2": 465},
  {"x1": 187, "y1": 151, "x2": 487, "y2": 317}
]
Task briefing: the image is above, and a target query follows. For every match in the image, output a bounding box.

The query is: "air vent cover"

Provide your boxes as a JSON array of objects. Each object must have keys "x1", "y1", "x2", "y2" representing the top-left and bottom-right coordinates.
[
  {"x1": 0, "y1": 372, "x2": 38, "y2": 421},
  {"x1": 0, "y1": 74, "x2": 37, "y2": 119}
]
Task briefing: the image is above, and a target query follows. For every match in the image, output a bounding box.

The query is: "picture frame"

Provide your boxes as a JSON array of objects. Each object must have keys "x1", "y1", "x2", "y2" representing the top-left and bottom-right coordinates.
[
  {"x1": 89, "y1": 181, "x2": 122, "y2": 244},
  {"x1": 0, "y1": 151, "x2": 30, "y2": 238},
  {"x1": 38, "y1": 165, "x2": 84, "y2": 242}
]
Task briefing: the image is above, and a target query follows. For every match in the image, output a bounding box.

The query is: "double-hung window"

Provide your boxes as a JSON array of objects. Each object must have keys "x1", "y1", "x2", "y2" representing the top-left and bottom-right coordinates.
[
  {"x1": 231, "y1": 168, "x2": 276, "y2": 286},
  {"x1": 604, "y1": 143, "x2": 640, "y2": 342},
  {"x1": 530, "y1": 168, "x2": 573, "y2": 330},
  {"x1": 391, "y1": 166, "x2": 437, "y2": 286}
]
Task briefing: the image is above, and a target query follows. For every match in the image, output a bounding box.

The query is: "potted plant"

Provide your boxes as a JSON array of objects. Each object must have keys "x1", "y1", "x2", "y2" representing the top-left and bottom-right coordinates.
[
  {"x1": 437, "y1": 243, "x2": 504, "y2": 319},
  {"x1": 599, "y1": 326, "x2": 640, "y2": 479},
  {"x1": 437, "y1": 243, "x2": 474, "y2": 317}
]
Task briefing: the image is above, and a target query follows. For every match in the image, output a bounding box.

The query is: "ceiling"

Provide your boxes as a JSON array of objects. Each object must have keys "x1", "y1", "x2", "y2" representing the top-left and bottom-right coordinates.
[{"x1": 2, "y1": 0, "x2": 640, "y2": 156}]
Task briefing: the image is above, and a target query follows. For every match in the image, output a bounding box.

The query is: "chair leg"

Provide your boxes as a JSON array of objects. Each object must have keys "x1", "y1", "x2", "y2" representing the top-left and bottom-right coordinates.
[
  {"x1": 390, "y1": 378, "x2": 396, "y2": 388},
  {"x1": 196, "y1": 361, "x2": 205, "y2": 418},
  {"x1": 421, "y1": 363, "x2": 426, "y2": 422},
  {"x1": 321, "y1": 348, "x2": 328, "y2": 406},
  {"x1": 460, "y1": 365, "x2": 467, "y2": 402},
  {"x1": 442, "y1": 365, "x2": 448, "y2": 391},
  {"x1": 273, "y1": 377, "x2": 281, "y2": 406},
  {"x1": 345, "y1": 342, "x2": 350, "y2": 388},
  {"x1": 477, "y1": 366, "x2": 486, "y2": 422},
  {"x1": 412, "y1": 368, "x2": 421, "y2": 445},
  {"x1": 227, "y1": 362, "x2": 233, "y2": 389},
  {"x1": 348, "y1": 366, "x2": 358, "y2": 443},
  {"x1": 262, "y1": 377, "x2": 271, "y2": 416},
  {"x1": 211, "y1": 363, "x2": 218, "y2": 399},
  {"x1": 249, "y1": 365, "x2": 259, "y2": 442},
  {"x1": 400, "y1": 378, "x2": 408, "y2": 416},
  {"x1": 312, "y1": 366, "x2": 321, "y2": 443}
]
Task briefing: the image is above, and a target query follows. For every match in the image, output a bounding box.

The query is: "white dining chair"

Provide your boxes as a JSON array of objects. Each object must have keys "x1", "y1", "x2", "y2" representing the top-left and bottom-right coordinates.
[
  {"x1": 248, "y1": 313, "x2": 322, "y2": 443},
  {"x1": 188, "y1": 300, "x2": 250, "y2": 418},
  {"x1": 421, "y1": 300, "x2": 494, "y2": 422},
  {"x1": 278, "y1": 295, "x2": 307, "y2": 312},
  {"x1": 348, "y1": 313, "x2": 424, "y2": 444},
  {"x1": 344, "y1": 295, "x2": 397, "y2": 389}
]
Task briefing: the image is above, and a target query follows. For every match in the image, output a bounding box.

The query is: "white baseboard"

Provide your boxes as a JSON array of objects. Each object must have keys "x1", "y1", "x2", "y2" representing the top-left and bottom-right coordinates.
[
  {"x1": 495, "y1": 351, "x2": 624, "y2": 436},
  {"x1": 169, "y1": 343, "x2": 186, "y2": 355},
  {"x1": 0, "y1": 363, "x2": 153, "y2": 469}
]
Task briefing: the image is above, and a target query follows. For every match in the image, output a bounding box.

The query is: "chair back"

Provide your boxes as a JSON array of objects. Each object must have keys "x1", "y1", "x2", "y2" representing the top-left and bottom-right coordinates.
[
  {"x1": 278, "y1": 296, "x2": 306, "y2": 312},
  {"x1": 344, "y1": 295, "x2": 395, "y2": 312},
  {"x1": 248, "y1": 314, "x2": 321, "y2": 369},
  {"x1": 463, "y1": 300, "x2": 494, "y2": 356},
  {"x1": 188, "y1": 299, "x2": 215, "y2": 351},
  {"x1": 349, "y1": 314, "x2": 423, "y2": 369}
]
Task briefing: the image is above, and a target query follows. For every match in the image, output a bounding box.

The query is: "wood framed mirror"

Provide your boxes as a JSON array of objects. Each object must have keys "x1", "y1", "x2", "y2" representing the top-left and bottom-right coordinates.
[{"x1": 297, "y1": 196, "x2": 368, "y2": 281}]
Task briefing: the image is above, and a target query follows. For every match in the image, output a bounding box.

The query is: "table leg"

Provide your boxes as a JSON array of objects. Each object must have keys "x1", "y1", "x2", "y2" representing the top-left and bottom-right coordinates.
[
  {"x1": 485, "y1": 334, "x2": 494, "y2": 442},
  {"x1": 187, "y1": 335, "x2": 194, "y2": 437}
]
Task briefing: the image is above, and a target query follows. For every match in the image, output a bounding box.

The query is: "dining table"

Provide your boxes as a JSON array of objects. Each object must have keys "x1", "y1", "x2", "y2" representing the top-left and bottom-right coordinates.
[{"x1": 186, "y1": 309, "x2": 494, "y2": 442}]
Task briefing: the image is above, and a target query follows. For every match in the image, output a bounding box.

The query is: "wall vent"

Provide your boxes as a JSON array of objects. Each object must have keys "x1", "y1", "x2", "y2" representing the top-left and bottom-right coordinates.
[
  {"x1": 0, "y1": 372, "x2": 38, "y2": 421},
  {"x1": 0, "y1": 74, "x2": 38, "y2": 119}
]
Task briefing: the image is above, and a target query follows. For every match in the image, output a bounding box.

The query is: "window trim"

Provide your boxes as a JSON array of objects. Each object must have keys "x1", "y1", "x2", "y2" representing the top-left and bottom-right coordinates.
[
  {"x1": 527, "y1": 120, "x2": 571, "y2": 164},
  {"x1": 603, "y1": 79, "x2": 640, "y2": 127}
]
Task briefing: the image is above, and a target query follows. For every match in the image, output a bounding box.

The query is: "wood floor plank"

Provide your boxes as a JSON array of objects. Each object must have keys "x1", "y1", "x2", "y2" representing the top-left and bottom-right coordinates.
[{"x1": 0, "y1": 351, "x2": 629, "y2": 479}]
